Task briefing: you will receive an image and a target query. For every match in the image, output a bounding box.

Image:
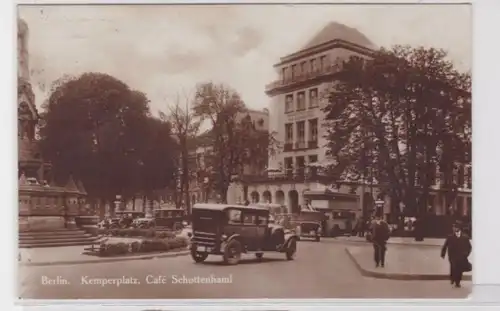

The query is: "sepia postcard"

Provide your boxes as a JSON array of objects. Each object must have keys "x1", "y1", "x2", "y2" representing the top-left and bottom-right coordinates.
[{"x1": 17, "y1": 3, "x2": 472, "y2": 300}]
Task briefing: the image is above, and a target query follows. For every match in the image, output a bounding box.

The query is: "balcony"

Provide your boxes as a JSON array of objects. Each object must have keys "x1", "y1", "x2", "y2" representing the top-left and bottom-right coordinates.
[
  {"x1": 295, "y1": 141, "x2": 307, "y2": 150},
  {"x1": 266, "y1": 64, "x2": 343, "y2": 94},
  {"x1": 239, "y1": 169, "x2": 333, "y2": 184},
  {"x1": 308, "y1": 140, "x2": 318, "y2": 149}
]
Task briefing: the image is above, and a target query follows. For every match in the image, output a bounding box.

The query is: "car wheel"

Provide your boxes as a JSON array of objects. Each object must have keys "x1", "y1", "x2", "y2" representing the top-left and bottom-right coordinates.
[
  {"x1": 191, "y1": 248, "x2": 208, "y2": 263},
  {"x1": 255, "y1": 252, "x2": 264, "y2": 260},
  {"x1": 315, "y1": 235, "x2": 320, "y2": 242},
  {"x1": 286, "y1": 238, "x2": 297, "y2": 260},
  {"x1": 223, "y1": 239, "x2": 242, "y2": 265}
]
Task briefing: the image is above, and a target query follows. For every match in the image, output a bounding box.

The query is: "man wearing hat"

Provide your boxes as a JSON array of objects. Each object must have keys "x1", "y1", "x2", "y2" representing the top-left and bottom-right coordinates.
[
  {"x1": 441, "y1": 222, "x2": 472, "y2": 288},
  {"x1": 371, "y1": 215, "x2": 390, "y2": 267}
]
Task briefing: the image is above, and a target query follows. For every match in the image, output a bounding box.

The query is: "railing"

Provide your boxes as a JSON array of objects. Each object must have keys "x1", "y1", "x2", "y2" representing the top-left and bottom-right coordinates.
[
  {"x1": 295, "y1": 141, "x2": 307, "y2": 149},
  {"x1": 239, "y1": 170, "x2": 333, "y2": 184},
  {"x1": 308, "y1": 140, "x2": 318, "y2": 149},
  {"x1": 266, "y1": 64, "x2": 343, "y2": 91},
  {"x1": 282, "y1": 141, "x2": 317, "y2": 151}
]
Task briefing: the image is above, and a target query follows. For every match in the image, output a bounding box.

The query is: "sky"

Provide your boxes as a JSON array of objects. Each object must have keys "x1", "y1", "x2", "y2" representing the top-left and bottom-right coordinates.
[{"x1": 18, "y1": 4, "x2": 472, "y2": 116}]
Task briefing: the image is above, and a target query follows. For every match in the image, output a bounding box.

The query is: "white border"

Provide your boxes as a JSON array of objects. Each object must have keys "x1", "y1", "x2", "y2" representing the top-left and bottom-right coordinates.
[{"x1": 3, "y1": 0, "x2": 500, "y2": 309}]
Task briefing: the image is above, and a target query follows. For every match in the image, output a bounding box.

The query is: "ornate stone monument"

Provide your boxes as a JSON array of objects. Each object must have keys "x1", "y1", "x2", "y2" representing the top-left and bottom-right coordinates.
[{"x1": 18, "y1": 18, "x2": 88, "y2": 234}]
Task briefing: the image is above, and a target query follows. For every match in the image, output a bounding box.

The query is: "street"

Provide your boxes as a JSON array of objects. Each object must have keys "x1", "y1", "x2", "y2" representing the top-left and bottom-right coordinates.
[{"x1": 18, "y1": 240, "x2": 471, "y2": 299}]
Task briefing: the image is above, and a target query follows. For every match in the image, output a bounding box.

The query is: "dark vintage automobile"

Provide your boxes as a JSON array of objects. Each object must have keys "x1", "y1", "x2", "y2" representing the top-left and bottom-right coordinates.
[
  {"x1": 275, "y1": 211, "x2": 323, "y2": 242},
  {"x1": 189, "y1": 203, "x2": 299, "y2": 265},
  {"x1": 153, "y1": 207, "x2": 185, "y2": 230},
  {"x1": 131, "y1": 217, "x2": 155, "y2": 228}
]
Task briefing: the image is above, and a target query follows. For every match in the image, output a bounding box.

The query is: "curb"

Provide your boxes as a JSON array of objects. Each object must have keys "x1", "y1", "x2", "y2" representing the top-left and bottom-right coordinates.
[
  {"x1": 344, "y1": 248, "x2": 472, "y2": 281},
  {"x1": 20, "y1": 249, "x2": 190, "y2": 267},
  {"x1": 327, "y1": 238, "x2": 443, "y2": 248}
]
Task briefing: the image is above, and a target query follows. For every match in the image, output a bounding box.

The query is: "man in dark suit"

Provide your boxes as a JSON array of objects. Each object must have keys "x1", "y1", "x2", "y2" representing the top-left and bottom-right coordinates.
[
  {"x1": 441, "y1": 223, "x2": 472, "y2": 288},
  {"x1": 372, "y1": 216, "x2": 390, "y2": 267}
]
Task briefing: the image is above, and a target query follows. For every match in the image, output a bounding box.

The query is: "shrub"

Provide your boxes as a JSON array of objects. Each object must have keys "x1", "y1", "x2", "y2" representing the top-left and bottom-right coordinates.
[
  {"x1": 97, "y1": 228, "x2": 177, "y2": 239},
  {"x1": 130, "y1": 241, "x2": 141, "y2": 252}
]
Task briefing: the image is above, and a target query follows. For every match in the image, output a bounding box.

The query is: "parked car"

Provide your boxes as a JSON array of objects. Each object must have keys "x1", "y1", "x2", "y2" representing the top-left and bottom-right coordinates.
[
  {"x1": 189, "y1": 203, "x2": 299, "y2": 265},
  {"x1": 276, "y1": 211, "x2": 322, "y2": 242},
  {"x1": 131, "y1": 217, "x2": 155, "y2": 229}
]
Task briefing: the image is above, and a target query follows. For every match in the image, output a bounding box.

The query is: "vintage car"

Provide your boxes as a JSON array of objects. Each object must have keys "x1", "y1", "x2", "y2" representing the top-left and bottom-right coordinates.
[
  {"x1": 189, "y1": 203, "x2": 299, "y2": 265},
  {"x1": 275, "y1": 211, "x2": 323, "y2": 242},
  {"x1": 97, "y1": 218, "x2": 122, "y2": 229},
  {"x1": 315, "y1": 208, "x2": 356, "y2": 237},
  {"x1": 153, "y1": 207, "x2": 185, "y2": 230},
  {"x1": 131, "y1": 217, "x2": 155, "y2": 228}
]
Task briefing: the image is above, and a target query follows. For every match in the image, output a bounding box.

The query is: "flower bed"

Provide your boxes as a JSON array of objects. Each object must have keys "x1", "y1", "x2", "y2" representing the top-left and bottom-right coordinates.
[
  {"x1": 97, "y1": 228, "x2": 176, "y2": 239},
  {"x1": 96, "y1": 236, "x2": 188, "y2": 257}
]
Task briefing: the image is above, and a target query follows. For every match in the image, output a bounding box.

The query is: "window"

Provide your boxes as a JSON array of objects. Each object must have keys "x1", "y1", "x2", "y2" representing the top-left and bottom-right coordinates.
[
  {"x1": 257, "y1": 215, "x2": 268, "y2": 225},
  {"x1": 285, "y1": 157, "x2": 293, "y2": 176},
  {"x1": 301, "y1": 61, "x2": 307, "y2": 75},
  {"x1": 297, "y1": 92, "x2": 306, "y2": 110},
  {"x1": 296, "y1": 156, "x2": 305, "y2": 175},
  {"x1": 285, "y1": 94, "x2": 294, "y2": 113},
  {"x1": 311, "y1": 59, "x2": 317, "y2": 72},
  {"x1": 227, "y1": 209, "x2": 242, "y2": 224},
  {"x1": 243, "y1": 213, "x2": 256, "y2": 224},
  {"x1": 309, "y1": 89, "x2": 318, "y2": 108},
  {"x1": 297, "y1": 121, "x2": 305, "y2": 147},
  {"x1": 291, "y1": 64, "x2": 297, "y2": 79},
  {"x1": 285, "y1": 123, "x2": 293, "y2": 143},
  {"x1": 309, "y1": 118, "x2": 318, "y2": 143},
  {"x1": 309, "y1": 155, "x2": 318, "y2": 163},
  {"x1": 320, "y1": 55, "x2": 327, "y2": 70},
  {"x1": 282, "y1": 67, "x2": 288, "y2": 81}
]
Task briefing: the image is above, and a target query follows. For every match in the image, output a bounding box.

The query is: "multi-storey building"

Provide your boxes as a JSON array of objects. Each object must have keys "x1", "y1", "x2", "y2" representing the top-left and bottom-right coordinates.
[
  {"x1": 187, "y1": 108, "x2": 270, "y2": 206},
  {"x1": 237, "y1": 22, "x2": 472, "y2": 220}
]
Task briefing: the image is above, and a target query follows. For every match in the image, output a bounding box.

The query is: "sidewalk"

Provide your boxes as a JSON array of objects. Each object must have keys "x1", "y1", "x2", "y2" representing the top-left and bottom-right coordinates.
[
  {"x1": 334, "y1": 236, "x2": 446, "y2": 247},
  {"x1": 18, "y1": 245, "x2": 189, "y2": 267},
  {"x1": 345, "y1": 244, "x2": 472, "y2": 281}
]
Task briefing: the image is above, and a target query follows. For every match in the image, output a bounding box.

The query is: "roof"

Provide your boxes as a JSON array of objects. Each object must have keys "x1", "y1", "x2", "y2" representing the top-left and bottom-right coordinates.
[
  {"x1": 193, "y1": 203, "x2": 269, "y2": 212},
  {"x1": 302, "y1": 22, "x2": 376, "y2": 51}
]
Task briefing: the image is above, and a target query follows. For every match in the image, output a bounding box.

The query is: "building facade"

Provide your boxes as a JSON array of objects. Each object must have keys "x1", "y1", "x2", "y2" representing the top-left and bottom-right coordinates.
[
  {"x1": 237, "y1": 22, "x2": 472, "y2": 220},
  {"x1": 186, "y1": 108, "x2": 270, "y2": 207}
]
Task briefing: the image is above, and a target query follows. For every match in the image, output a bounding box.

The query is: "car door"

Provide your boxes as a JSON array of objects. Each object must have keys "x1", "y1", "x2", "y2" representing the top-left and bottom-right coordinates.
[{"x1": 241, "y1": 210, "x2": 258, "y2": 251}]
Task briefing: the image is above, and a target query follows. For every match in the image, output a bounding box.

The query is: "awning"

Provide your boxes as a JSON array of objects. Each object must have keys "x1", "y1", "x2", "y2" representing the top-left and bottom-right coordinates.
[{"x1": 303, "y1": 189, "x2": 358, "y2": 201}]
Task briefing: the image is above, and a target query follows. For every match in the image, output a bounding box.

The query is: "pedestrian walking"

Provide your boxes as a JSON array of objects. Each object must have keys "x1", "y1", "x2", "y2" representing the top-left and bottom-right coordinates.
[
  {"x1": 372, "y1": 216, "x2": 390, "y2": 268},
  {"x1": 441, "y1": 223, "x2": 472, "y2": 288}
]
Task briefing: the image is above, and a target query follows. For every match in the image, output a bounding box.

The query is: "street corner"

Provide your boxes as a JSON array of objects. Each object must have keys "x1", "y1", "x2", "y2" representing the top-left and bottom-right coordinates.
[
  {"x1": 20, "y1": 248, "x2": 190, "y2": 267},
  {"x1": 344, "y1": 247, "x2": 472, "y2": 281}
]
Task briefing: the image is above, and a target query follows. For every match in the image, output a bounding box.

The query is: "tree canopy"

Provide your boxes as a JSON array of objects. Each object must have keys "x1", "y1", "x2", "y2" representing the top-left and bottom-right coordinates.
[
  {"x1": 323, "y1": 46, "x2": 471, "y2": 218},
  {"x1": 40, "y1": 72, "x2": 178, "y2": 204},
  {"x1": 192, "y1": 82, "x2": 278, "y2": 202}
]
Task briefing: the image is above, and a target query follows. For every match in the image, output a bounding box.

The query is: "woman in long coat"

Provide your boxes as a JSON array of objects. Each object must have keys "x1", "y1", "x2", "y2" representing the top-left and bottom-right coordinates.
[{"x1": 441, "y1": 224, "x2": 472, "y2": 288}]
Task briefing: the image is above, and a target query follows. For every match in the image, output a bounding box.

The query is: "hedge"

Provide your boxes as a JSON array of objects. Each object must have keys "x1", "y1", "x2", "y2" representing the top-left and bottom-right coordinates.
[
  {"x1": 97, "y1": 228, "x2": 176, "y2": 239},
  {"x1": 98, "y1": 236, "x2": 188, "y2": 257}
]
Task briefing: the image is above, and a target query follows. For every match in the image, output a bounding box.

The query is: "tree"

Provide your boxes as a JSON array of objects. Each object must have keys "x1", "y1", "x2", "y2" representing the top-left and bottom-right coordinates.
[
  {"x1": 160, "y1": 92, "x2": 201, "y2": 212},
  {"x1": 192, "y1": 82, "x2": 278, "y2": 203},
  {"x1": 323, "y1": 46, "x2": 471, "y2": 221},
  {"x1": 40, "y1": 72, "x2": 178, "y2": 211}
]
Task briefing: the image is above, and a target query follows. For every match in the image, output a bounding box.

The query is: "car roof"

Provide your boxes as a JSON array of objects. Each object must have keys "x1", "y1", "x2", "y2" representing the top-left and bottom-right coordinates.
[
  {"x1": 193, "y1": 203, "x2": 269, "y2": 212},
  {"x1": 251, "y1": 203, "x2": 283, "y2": 208}
]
